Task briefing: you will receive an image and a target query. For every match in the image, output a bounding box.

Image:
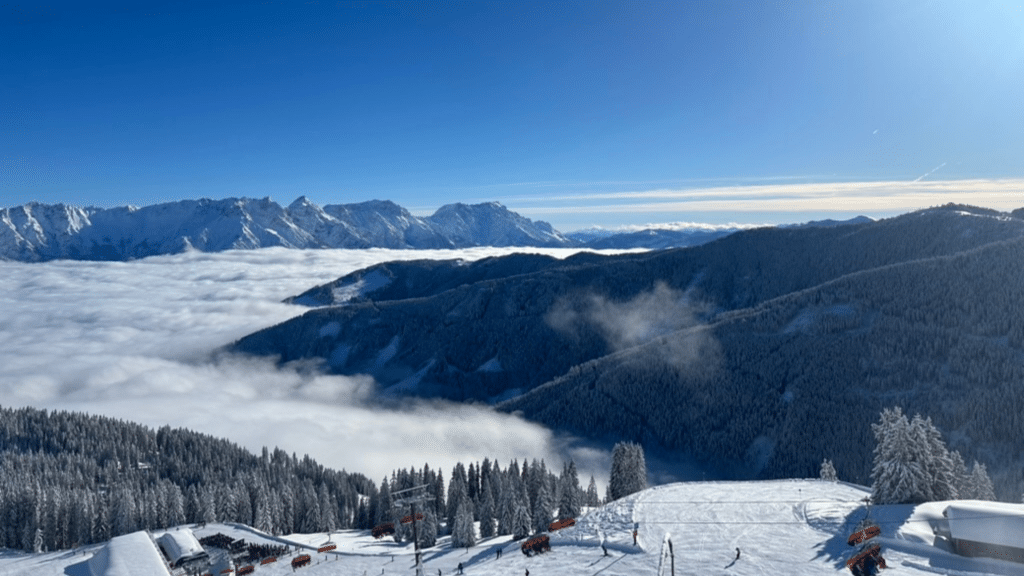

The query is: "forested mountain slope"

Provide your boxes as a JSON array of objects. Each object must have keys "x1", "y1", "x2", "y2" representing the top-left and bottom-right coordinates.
[
  {"x1": 0, "y1": 406, "x2": 373, "y2": 551},
  {"x1": 231, "y1": 205, "x2": 1024, "y2": 404},
  {"x1": 500, "y1": 233, "x2": 1024, "y2": 498}
]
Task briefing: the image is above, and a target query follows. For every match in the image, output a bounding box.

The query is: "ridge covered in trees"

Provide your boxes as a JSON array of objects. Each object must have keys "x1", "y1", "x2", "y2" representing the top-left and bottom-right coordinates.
[
  {"x1": 0, "y1": 405, "x2": 372, "y2": 552},
  {"x1": 0, "y1": 405, "x2": 611, "y2": 554},
  {"x1": 232, "y1": 205, "x2": 1024, "y2": 498}
]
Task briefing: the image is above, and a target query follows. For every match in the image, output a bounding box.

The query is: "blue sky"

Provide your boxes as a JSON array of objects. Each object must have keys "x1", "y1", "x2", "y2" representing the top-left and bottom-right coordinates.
[{"x1": 3, "y1": 0, "x2": 1023, "y2": 230}]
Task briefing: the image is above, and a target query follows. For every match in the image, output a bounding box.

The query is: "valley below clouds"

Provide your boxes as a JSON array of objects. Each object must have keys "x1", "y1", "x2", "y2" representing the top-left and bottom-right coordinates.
[{"x1": 0, "y1": 246, "x2": 613, "y2": 484}]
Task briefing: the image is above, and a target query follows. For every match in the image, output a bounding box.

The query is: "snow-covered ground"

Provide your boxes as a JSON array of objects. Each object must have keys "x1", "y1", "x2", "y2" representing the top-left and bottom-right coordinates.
[{"x1": 4, "y1": 480, "x2": 1023, "y2": 576}]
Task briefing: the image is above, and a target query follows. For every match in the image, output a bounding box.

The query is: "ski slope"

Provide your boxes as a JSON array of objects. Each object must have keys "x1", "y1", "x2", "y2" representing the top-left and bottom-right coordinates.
[{"x1": 3, "y1": 480, "x2": 1023, "y2": 576}]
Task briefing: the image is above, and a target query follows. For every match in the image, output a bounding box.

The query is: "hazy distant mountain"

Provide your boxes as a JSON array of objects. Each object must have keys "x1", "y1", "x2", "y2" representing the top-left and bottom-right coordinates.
[
  {"x1": 231, "y1": 204, "x2": 1024, "y2": 496},
  {"x1": 0, "y1": 197, "x2": 573, "y2": 261}
]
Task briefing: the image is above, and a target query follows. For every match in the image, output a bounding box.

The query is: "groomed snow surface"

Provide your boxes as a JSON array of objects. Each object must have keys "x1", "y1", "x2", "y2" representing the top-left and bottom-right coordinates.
[{"x1": 4, "y1": 480, "x2": 1024, "y2": 576}]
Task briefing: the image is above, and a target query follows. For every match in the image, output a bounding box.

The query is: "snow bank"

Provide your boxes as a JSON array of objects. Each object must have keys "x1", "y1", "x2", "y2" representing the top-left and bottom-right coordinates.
[
  {"x1": 88, "y1": 531, "x2": 171, "y2": 576},
  {"x1": 945, "y1": 500, "x2": 1024, "y2": 549}
]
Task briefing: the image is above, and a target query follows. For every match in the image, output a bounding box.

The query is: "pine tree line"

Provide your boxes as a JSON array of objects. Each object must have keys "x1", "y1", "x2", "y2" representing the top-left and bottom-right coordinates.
[
  {"x1": 366, "y1": 457, "x2": 603, "y2": 550},
  {"x1": 1, "y1": 405, "x2": 638, "y2": 553},
  {"x1": 0, "y1": 406, "x2": 373, "y2": 552}
]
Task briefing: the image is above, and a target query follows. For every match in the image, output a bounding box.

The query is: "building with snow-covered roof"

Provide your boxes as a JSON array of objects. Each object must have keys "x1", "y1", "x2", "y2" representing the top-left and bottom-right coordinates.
[
  {"x1": 157, "y1": 528, "x2": 210, "y2": 571},
  {"x1": 943, "y1": 500, "x2": 1024, "y2": 563},
  {"x1": 88, "y1": 530, "x2": 172, "y2": 576}
]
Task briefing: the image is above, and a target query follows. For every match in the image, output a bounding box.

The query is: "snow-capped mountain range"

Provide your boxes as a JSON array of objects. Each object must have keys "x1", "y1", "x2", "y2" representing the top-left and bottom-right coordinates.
[
  {"x1": 0, "y1": 197, "x2": 873, "y2": 261},
  {"x1": 0, "y1": 197, "x2": 572, "y2": 261}
]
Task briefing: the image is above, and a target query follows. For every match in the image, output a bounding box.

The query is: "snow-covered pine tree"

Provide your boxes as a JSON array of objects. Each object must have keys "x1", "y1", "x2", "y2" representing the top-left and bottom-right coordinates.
[
  {"x1": 478, "y1": 478, "x2": 496, "y2": 538},
  {"x1": 111, "y1": 486, "x2": 137, "y2": 536},
  {"x1": 609, "y1": 442, "x2": 647, "y2": 501},
  {"x1": 912, "y1": 415, "x2": 957, "y2": 500},
  {"x1": 950, "y1": 451, "x2": 969, "y2": 498},
  {"x1": 819, "y1": 458, "x2": 838, "y2": 481},
  {"x1": 255, "y1": 489, "x2": 273, "y2": 533},
  {"x1": 532, "y1": 478, "x2": 553, "y2": 534},
  {"x1": 201, "y1": 486, "x2": 218, "y2": 524},
  {"x1": 432, "y1": 472, "x2": 446, "y2": 524},
  {"x1": 870, "y1": 406, "x2": 931, "y2": 504},
  {"x1": 418, "y1": 507, "x2": 438, "y2": 548},
  {"x1": 585, "y1": 476, "x2": 600, "y2": 507},
  {"x1": 377, "y1": 478, "x2": 393, "y2": 526},
  {"x1": 468, "y1": 462, "x2": 479, "y2": 503},
  {"x1": 447, "y1": 469, "x2": 468, "y2": 534},
  {"x1": 497, "y1": 475, "x2": 514, "y2": 536},
  {"x1": 966, "y1": 461, "x2": 996, "y2": 500},
  {"x1": 557, "y1": 460, "x2": 583, "y2": 518},
  {"x1": 92, "y1": 492, "x2": 110, "y2": 543},
  {"x1": 512, "y1": 496, "x2": 532, "y2": 540},
  {"x1": 235, "y1": 482, "x2": 253, "y2": 526},
  {"x1": 166, "y1": 483, "x2": 186, "y2": 527},
  {"x1": 280, "y1": 485, "x2": 295, "y2": 533},
  {"x1": 451, "y1": 499, "x2": 476, "y2": 548},
  {"x1": 319, "y1": 483, "x2": 338, "y2": 532}
]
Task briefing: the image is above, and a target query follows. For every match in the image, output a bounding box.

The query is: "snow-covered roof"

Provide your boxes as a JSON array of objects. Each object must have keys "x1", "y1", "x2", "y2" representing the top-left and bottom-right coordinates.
[
  {"x1": 156, "y1": 529, "x2": 207, "y2": 565},
  {"x1": 88, "y1": 531, "x2": 172, "y2": 576},
  {"x1": 944, "y1": 500, "x2": 1024, "y2": 549}
]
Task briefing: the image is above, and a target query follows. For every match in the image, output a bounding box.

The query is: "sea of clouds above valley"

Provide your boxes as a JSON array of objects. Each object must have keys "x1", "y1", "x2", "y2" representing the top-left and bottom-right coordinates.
[{"x1": 0, "y1": 246, "x2": 617, "y2": 485}]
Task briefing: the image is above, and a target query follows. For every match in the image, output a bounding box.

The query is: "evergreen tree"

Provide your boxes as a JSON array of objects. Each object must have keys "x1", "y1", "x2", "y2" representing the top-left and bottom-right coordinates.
[
  {"x1": 319, "y1": 483, "x2": 338, "y2": 532},
  {"x1": 609, "y1": 442, "x2": 647, "y2": 501},
  {"x1": 451, "y1": 499, "x2": 476, "y2": 548},
  {"x1": 497, "y1": 475, "x2": 514, "y2": 536},
  {"x1": 557, "y1": 460, "x2": 582, "y2": 518},
  {"x1": 185, "y1": 485, "x2": 201, "y2": 523},
  {"x1": 201, "y1": 486, "x2": 218, "y2": 524},
  {"x1": 468, "y1": 462, "x2": 479, "y2": 502},
  {"x1": 235, "y1": 482, "x2": 253, "y2": 526},
  {"x1": 913, "y1": 415, "x2": 957, "y2": 500},
  {"x1": 870, "y1": 407, "x2": 930, "y2": 504},
  {"x1": 532, "y1": 479, "x2": 553, "y2": 534},
  {"x1": 819, "y1": 458, "x2": 838, "y2": 481},
  {"x1": 512, "y1": 495, "x2": 532, "y2": 540},
  {"x1": 478, "y1": 478, "x2": 496, "y2": 538},
  {"x1": 966, "y1": 461, "x2": 996, "y2": 500},
  {"x1": 417, "y1": 507, "x2": 438, "y2": 548},
  {"x1": 279, "y1": 485, "x2": 294, "y2": 533},
  {"x1": 301, "y1": 484, "x2": 322, "y2": 533},
  {"x1": 377, "y1": 478, "x2": 393, "y2": 526},
  {"x1": 585, "y1": 476, "x2": 600, "y2": 507},
  {"x1": 255, "y1": 487, "x2": 273, "y2": 533},
  {"x1": 447, "y1": 469, "x2": 468, "y2": 534},
  {"x1": 111, "y1": 486, "x2": 137, "y2": 536},
  {"x1": 92, "y1": 492, "x2": 110, "y2": 543},
  {"x1": 950, "y1": 451, "x2": 970, "y2": 498}
]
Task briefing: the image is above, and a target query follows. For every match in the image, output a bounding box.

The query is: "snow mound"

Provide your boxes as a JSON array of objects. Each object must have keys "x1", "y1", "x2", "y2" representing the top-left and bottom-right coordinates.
[{"x1": 88, "y1": 531, "x2": 171, "y2": 576}]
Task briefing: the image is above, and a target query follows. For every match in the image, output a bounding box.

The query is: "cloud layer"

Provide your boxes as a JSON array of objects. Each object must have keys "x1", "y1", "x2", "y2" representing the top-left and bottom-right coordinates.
[
  {"x1": 0, "y1": 247, "x2": 612, "y2": 485},
  {"x1": 506, "y1": 178, "x2": 1024, "y2": 226}
]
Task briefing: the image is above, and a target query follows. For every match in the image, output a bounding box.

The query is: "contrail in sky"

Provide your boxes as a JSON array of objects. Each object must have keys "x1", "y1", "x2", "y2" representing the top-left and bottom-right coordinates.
[{"x1": 913, "y1": 162, "x2": 947, "y2": 183}]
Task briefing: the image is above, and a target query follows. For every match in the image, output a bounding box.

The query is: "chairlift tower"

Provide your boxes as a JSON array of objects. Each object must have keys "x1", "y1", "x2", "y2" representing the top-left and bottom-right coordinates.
[{"x1": 393, "y1": 484, "x2": 435, "y2": 576}]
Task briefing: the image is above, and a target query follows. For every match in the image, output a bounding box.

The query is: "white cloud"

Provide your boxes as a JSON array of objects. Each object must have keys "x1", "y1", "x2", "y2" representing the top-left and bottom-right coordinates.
[
  {"x1": 508, "y1": 178, "x2": 1024, "y2": 217},
  {"x1": 0, "y1": 247, "x2": 615, "y2": 487}
]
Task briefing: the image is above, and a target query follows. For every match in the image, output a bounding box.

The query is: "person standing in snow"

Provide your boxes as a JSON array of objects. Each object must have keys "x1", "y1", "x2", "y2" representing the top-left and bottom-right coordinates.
[
  {"x1": 735, "y1": 547, "x2": 740, "y2": 560},
  {"x1": 457, "y1": 562, "x2": 463, "y2": 574},
  {"x1": 633, "y1": 529, "x2": 638, "y2": 546}
]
